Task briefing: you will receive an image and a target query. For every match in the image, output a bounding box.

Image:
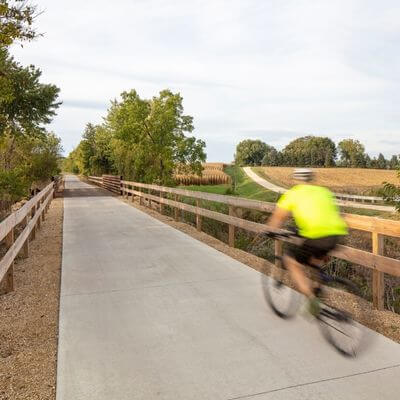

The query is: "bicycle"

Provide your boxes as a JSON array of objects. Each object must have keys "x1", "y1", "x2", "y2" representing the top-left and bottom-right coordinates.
[{"x1": 257, "y1": 230, "x2": 371, "y2": 358}]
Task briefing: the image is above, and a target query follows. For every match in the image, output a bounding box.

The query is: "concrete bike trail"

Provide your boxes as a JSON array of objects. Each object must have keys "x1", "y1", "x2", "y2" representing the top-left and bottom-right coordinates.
[{"x1": 56, "y1": 175, "x2": 400, "y2": 399}]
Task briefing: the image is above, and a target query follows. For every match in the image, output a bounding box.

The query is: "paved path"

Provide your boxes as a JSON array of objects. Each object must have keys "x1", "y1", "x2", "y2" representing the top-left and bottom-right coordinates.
[
  {"x1": 243, "y1": 167, "x2": 395, "y2": 212},
  {"x1": 57, "y1": 175, "x2": 400, "y2": 399}
]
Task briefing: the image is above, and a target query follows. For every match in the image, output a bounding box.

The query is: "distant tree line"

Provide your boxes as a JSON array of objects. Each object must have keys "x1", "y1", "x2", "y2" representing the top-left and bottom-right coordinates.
[
  {"x1": 64, "y1": 89, "x2": 206, "y2": 186},
  {"x1": 234, "y1": 136, "x2": 399, "y2": 169}
]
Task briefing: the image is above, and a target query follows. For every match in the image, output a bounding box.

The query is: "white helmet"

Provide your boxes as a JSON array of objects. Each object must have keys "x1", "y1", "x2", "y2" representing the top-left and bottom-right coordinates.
[{"x1": 293, "y1": 168, "x2": 314, "y2": 182}]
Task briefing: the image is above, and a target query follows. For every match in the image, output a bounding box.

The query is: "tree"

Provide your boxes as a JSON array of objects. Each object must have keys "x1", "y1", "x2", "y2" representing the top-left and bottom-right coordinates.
[
  {"x1": 0, "y1": 49, "x2": 60, "y2": 137},
  {"x1": 235, "y1": 139, "x2": 269, "y2": 166},
  {"x1": 282, "y1": 136, "x2": 336, "y2": 167},
  {"x1": 0, "y1": 131, "x2": 62, "y2": 217},
  {"x1": 376, "y1": 153, "x2": 387, "y2": 169},
  {"x1": 106, "y1": 89, "x2": 205, "y2": 184},
  {"x1": 365, "y1": 154, "x2": 372, "y2": 168},
  {"x1": 382, "y1": 169, "x2": 400, "y2": 212},
  {"x1": 338, "y1": 139, "x2": 366, "y2": 167},
  {"x1": 0, "y1": 2, "x2": 62, "y2": 218},
  {"x1": 28, "y1": 132, "x2": 62, "y2": 182},
  {"x1": 389, "y1": 155, "x2": 399, "y2": 170},
  {"x1": 261, "y1": 145, "x2": 279, "y2": 166},
  {"x1": 0, "y1": 0, "x2": 40, "y2": 47},
  {"x1": 77, "y1": 123, "x2": 114, "y2": 176},
  {"x1": 324, "y1": 147, "x2": 335, "y2": 167}
]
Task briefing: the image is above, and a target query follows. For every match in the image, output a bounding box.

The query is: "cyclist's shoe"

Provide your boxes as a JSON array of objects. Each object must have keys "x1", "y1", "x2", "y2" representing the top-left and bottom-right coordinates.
[{"x1": 308, "y1": 296, "x2": 321, "y2": 318}]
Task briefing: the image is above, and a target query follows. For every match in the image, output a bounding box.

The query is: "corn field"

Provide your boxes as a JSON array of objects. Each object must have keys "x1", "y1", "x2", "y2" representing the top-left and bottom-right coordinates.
[{"x1": 175, "y1": 163, "x2": 231, "y2": 185}]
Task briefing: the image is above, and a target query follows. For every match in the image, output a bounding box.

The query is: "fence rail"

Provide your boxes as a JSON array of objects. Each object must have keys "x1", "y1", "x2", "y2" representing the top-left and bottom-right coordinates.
[
  {"x1": 89, "y1": 175, "x2": 121, "y2": 194},
  {"x1": 334, "y1": 192, "x2": 382, "y2": 203},
  {"x1": 89, "y1": 176, "x2": 400, "y2": 310},
  {"x1": 0, "y1": 181, "x2": 56, "y2": 293}
]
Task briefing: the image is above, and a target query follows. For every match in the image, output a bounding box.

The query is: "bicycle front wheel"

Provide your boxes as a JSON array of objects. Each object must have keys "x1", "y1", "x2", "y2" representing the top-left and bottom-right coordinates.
[
  {"x1": 317, "y1": 277, "x2": 371, "y2": 357},
  {"x1": 263, "y1": 257, "x2": 301, "y2": 319}
]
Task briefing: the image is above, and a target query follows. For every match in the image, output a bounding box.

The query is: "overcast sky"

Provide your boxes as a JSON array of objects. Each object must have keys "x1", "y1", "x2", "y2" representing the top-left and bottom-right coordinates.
[{"x1": 11, "y1": 0, "x2": 400, "y2": 162}]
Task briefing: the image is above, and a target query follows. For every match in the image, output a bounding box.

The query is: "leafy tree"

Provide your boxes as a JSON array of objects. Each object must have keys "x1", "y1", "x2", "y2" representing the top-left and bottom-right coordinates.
[
  {"x1": 338, "y1": 139, "x2": 366, "y2": 167},
  {"x1": 382, "y1": 169, "x2": 400, "y2": 212},
  {"x1": 365, "y1": 154, "x2": 372, "y2": 168},
  {"x1": 0, "y1": 49, "x2": 60, "y2": 137},
  {"x1": 104, "y1": 89, "x2": 205, "y2": 184},
  {"x1": 376, "y1": 153, "x2": 387, "y2": 169},
  {"x1": 28, "y1": 132, "x2": 62, "y2": 182},
  {"x1": 0, "y1": 0, "x2": 40, "y2": 47},
  {"x1": 389, "y1": 155, "x2": 399, "y2": 170},
  {"x1": 0, "y1": 48, "x2": 60, "y2": 169},
  {"x1": 282, "y1": 136, "x2": 336, "y2": 167},
  {"x1": 235, "y1": 139, "x2": 269, "y2": 166},
  {"x1": 79, "y1": 123, "x2": 96, "y2": 174},
  {"x1": 0, "y1": 2, "x2": 62, "y2": 218},
  {"x1": 0, "y1": 131, "x2": 62, "y2": 217},
  {"x1": 261, "y1": 145, "x2": 279, "y2": 166}
]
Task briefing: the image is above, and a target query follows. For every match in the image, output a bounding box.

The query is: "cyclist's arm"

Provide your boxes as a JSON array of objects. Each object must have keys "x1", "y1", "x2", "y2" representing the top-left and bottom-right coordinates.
[
  {"x1": 267, "y1": 189, "x2": 293, "y2": 230},
  {"x1": 267, "y1": 206, "x2": 290, "y2": 229}
]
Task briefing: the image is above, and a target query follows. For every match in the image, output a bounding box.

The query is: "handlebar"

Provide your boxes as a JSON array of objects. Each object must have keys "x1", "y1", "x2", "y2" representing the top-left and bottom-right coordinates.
[
  {"x1": 262, "y1": 231, "x2": 289, "y2": 240},
  {"x1": 261, "y1": 230, "x2": 302, "y2": 245}
]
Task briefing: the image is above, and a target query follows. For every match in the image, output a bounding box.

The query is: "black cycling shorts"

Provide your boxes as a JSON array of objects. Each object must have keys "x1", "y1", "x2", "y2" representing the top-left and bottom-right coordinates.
[{"x1": 287, "y1": 236, "x2": 342, "y2": 265}]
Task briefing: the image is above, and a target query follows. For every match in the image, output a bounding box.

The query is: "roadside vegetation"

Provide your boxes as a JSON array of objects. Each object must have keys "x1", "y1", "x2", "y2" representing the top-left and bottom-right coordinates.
[
  {"x1": 0, "y1": 3, "x2": 63, "y2": 399},
  {"x1": 183, "y1": 165, "x2": 279, "y2": 202},
  {"x1": 0, "y1": 1, "x2": 62, "y2": 220},
  {"x1": 64, "y1": 90, "x2": 206, "y2": 186}
]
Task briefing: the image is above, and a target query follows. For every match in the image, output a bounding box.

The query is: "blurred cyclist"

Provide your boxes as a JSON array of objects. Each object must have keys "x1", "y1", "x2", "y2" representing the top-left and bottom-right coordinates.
[{"x1": 266, "y1": 168, "x2": 348, "y2": 315}]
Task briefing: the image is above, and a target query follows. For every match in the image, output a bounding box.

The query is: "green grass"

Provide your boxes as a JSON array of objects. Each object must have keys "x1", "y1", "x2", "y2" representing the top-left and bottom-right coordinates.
[{"x1": 182, "y1": 166, "x2": 279, "y2": 203}]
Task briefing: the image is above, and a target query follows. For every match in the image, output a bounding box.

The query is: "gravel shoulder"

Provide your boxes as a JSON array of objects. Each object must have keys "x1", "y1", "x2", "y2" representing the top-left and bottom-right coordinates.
[
  {"x1": 0, "y1": 197, "x2": 63, "y2": 400},
  {"x1": 120, "y1": 195, "x2": 400, "y2": 344}
]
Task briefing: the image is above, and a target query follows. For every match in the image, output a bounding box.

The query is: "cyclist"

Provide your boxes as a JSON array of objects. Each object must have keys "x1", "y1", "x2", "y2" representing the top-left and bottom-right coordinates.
[{"x1": 266, "y1": 168, "x2": 348, "y2": 315}]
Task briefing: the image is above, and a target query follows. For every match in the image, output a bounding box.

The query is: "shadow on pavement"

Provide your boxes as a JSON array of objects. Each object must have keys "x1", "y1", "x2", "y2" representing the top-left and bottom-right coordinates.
[{"x1": 63, "y1": 187, "x2": 115, "y2": 198}]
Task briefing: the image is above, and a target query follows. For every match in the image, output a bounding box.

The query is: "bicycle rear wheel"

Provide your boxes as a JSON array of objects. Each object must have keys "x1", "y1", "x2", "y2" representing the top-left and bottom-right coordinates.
[
  {"x1": 263, "y1": 257, "x2": 301, "y2": 319},
  {"x1": 317, "y1": 277, "x2": 370, "y2": 357}
]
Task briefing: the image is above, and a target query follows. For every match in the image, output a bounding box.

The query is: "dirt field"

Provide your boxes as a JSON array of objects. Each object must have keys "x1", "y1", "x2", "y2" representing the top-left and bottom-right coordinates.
[
  {"x1": 254, "y1": 167, "x2": 399, "y2": 194},
  {"x1": 0, "y1": 198, "x2": 63, "y2": 400},
  {"x1": 120, "y1": 195, "x2": 400, "y2": 344}
]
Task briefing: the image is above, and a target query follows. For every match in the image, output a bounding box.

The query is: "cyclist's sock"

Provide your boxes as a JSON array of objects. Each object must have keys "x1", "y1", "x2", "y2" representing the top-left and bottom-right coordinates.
[{"x1": 308, "y1": 296, "x2": 321, "y2": 317}]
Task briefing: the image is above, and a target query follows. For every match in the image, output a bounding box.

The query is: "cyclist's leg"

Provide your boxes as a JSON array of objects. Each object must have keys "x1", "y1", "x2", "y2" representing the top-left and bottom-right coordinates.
[
  {"x1": 283, "y1": 254, "x2": 314, "y2": 298},
  {"x1": 284, "y1": 236, "x2": 341, "y2": 298}
]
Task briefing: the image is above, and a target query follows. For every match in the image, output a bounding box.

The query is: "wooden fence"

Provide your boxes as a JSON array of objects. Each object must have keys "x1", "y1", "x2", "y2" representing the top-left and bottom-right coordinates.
[
  {"x1": 88, "y1": 175, "x2": 121, "y2": 194},
  {"x1": 115, "y1": 179, "x2": 400, "y2": 311},
  {"x1": 334, "y1": 192, "x2": 382, "y2": 204},
  {"x1": 0, "y1": 181, "x2": 56, "y2": 294}
]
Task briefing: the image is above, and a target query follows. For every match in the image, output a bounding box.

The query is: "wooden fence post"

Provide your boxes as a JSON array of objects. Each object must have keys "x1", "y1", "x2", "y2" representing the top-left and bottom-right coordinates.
[
  {"x1": 228, "y1": 206, "x2": 235, "y2": 247},
  {"x1": 2, "y1": 227, "x2": 15, "y2": 293},
  {"x1": 196, "y1": 199, "x2": 202, "y2": 232},
  {"x1": 22, "y1": 216, "x2": 29, "y2": 259},
  {"x1": 37, "y1": 198, "x2": 42, "y2": 229},
  {"x1": 372, "y1": 232, "x2": 385, "y2": 310},
  {"x1": 160, "y1": 191, "x2": 164, "y2": 214},
  {"x1": 31, "y1": 205, "x2": 36, "y2": 240},
  {"x1": 43, "y1": 198, "x2": 48, "y2": 221},
  {"x1": 174, "y1": 194, "x2": 179, "y2": 221},
  {"x1": 131, "y1": 186, "x2": 135, "y2": 203},
  {"x1": 139, "y1": 187, "x2": 143, "y2": 206},
  {"x1": 275, "y1": 240, "x2": 283, "y2": 269}
]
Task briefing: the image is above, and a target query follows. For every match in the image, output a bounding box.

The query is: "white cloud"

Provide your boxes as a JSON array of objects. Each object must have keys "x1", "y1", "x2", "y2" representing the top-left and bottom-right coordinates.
[{"x1": 10, "y1": 0, "x2": 400, "y2": 162}]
